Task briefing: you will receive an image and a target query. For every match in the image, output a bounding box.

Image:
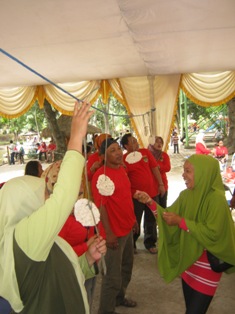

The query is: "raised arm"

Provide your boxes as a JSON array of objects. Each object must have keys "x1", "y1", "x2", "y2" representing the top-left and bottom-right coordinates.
[{"x1": 15, "y1": 101, "x2": 94, "y2": 261}]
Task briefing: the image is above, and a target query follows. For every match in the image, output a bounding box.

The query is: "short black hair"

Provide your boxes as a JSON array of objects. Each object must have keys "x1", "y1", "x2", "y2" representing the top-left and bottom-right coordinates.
[
  {"x1": 82, "y1": 144, "x2": 92, "y2": 155},
  {"x1": 25, "y1": 160, "x2": 41, "y2": 177},
  {"x1": 120, "y1": 133, "x2": 132, "y2": 149},
  {"x1": 100, "y1": 138, "x2": 117, "y2": 155}
]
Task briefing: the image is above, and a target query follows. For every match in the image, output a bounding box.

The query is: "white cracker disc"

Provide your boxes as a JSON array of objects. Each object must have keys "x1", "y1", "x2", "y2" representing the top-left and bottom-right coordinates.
[
  {"x1": 125, "y1": 151, "x2": 142, "y2": 164},
  {"x1": 74, "y1": 198, "x2": 100, "y2": 227},
  {"x1": 96, "y1": 174, "x2": 115, "y2": 196}
]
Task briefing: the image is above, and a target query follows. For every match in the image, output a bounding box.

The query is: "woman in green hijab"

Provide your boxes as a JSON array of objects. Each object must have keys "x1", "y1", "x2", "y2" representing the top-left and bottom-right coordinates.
[
  {"x1": 0, "y1": 102, "x2": 106, "y2": 314},
  {"x1": 134, "y1": 154, "x2": 235, "y2": 314}
]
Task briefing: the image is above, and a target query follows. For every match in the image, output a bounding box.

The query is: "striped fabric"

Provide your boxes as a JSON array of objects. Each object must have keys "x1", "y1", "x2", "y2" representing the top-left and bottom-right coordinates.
[{"x1": 181, "y1": 250, "x2": 222, "y2": 296}]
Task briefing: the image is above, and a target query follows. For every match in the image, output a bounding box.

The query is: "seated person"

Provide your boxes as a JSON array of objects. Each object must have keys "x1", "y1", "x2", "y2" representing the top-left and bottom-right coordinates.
[
  {"x1": 47, "y1": 140, "x2": 57, "y2": 162},
  {"x1": 37, "y1": 141, "x2": 47, "y2": 161},
  {"x1": 213, "y1": 140, "x2": 228, "y2": 171}
]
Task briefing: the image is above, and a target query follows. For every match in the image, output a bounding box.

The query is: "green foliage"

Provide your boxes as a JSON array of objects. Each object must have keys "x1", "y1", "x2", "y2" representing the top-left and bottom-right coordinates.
[
  {"x1": 0, "y1": 102, "x2": 47, "y2": 139},
  {"x1": 27, "y1": 148, "x2": 38, "y2": 159},
  {"x1": 180, "y1": 93, "x2": 228, "y2": 133},
  {"x1": 91, "y1": 94, "x2": 130, "y2": 136}
]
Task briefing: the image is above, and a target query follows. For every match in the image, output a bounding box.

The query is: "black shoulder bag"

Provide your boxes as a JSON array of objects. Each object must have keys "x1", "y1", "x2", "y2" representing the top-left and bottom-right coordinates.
[{"x1": 207, "y1": 251, "x2": 233, "y2": 272}]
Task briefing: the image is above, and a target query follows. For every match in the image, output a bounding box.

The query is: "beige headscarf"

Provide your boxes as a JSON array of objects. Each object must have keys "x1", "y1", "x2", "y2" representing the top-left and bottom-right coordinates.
[
  {"x1": 41, "y1": 160, "x2": 62, "y2": 194},
  {"x1": 0, "y1": 176, "x2": 45, "y2": 311}
]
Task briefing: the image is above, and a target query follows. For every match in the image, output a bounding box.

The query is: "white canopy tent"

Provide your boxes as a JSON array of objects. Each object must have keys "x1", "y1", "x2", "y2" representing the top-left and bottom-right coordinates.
[{"x1": 1, "y1": 0, "x2": 235, "y2": 148}]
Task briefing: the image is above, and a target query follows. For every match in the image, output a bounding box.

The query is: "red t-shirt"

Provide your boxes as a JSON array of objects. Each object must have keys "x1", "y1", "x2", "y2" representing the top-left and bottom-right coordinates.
[
  {"x1": 86, "y1": 152, "x2": 103, "y2": 181},
  {"x1": 215, "y1": 146, "x2": 228, "y2": 158},
  {"x1": 123, "y1": 148, "x2": 158, "y2": 197},
  {"x1": 92, "y1": 165, "x2": 136, "y2": 237},
  {"x1": 48, "y1": 143, "x2": 56, "y2": 151},
  {"x1": 149, "y1": 151, "x2": 171, "y2": 191},
  {"x1": 195, "y1": 143, "x2": 211, "y2": 155},
  {"x1": 59, "y1": 214, "x2": 105, "y2": 256},
  {"x1": 39, "y1": 143, "x2": 47, "y2": 152}
]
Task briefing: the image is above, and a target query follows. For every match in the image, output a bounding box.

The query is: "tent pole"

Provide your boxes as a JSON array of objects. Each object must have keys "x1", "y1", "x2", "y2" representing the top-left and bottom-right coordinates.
[{"x1": 148, "y1": 76, "x2": 156, "y2": 136}]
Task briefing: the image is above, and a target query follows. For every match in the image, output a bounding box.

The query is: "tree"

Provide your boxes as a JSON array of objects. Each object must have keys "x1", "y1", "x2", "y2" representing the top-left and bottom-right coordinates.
[
  {"x1": 43, "y1": 99, "x2": 67, "y2": 159},
  {"x1": 0, "y1": 102, "x2": 47, "y2": 140},
  {"x1": 226, "y1": 97, "x2": 235, "y2": 154},
  {"x1": 91, "y1": 94, "x2": 130, "y2": 137}
]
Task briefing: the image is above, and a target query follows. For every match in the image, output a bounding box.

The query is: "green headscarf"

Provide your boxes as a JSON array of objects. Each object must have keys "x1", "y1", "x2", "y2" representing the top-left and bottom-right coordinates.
[
  {"x1": 0, "y1": 176, "x2": 45, "y2": 311},
  {"x1": 157, "y1": 154, "x2": 235, "y2": 282}
]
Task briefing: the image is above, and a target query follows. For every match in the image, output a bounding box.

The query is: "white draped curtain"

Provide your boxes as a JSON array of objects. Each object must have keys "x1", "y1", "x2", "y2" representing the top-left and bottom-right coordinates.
[
  {"x1": 1, "y1": 72, "x2": 235, "y2": 150},
  {"x1": 181, "y1": 71, "x2": 235, "y2": 106}
]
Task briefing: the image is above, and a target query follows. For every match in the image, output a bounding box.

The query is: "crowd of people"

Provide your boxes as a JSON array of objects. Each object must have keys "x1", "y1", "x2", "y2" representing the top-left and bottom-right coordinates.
[
  {"x1": 0, "y1": 106, "x2": 235, "y2": 314},
  {"x1": 6, "y1": 139, "x2": 57, "y2": 165}
]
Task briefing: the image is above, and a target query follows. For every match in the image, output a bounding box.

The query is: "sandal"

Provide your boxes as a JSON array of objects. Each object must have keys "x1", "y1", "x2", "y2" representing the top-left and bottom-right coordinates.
[
  {"x1": 119, "y1": 298, "x2": 137, "y2": 308},
  {"x1": 148, "y1": 247, "x2": 158, "y2": 254}
]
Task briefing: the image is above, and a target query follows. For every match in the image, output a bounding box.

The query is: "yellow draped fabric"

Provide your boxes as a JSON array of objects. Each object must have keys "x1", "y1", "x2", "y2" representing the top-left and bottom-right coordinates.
[
  {"x1": 44, "y1": 81, "x2": 101, "y2": 115},
  {"x1": 181, "y1": 72, "x2": 235, "y2": 107},
  {"x1": 1, "y1": 72, "x2": 235, "y2": 150},
  {"x1": 0, "y1": 86, "x2": 37, "y2": 118}
]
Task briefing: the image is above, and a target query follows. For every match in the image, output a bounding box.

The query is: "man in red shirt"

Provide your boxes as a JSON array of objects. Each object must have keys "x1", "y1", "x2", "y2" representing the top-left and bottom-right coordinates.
[
  {"x1": 121, "y1": 133, "x2": 165, "y2": 254},
  {"x1": 92, "y1": 138, "x2": 137, "y2": 313},
  {"x1": 37, "y1": 141, "x2": 47, "y2": 161},
  {"x1": 47, "y1": 140, "x2": 57, "y2": 162}
]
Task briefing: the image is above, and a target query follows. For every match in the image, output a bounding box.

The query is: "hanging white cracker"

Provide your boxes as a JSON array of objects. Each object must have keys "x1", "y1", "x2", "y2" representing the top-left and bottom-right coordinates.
[
  {"x1": 96, "y1": 174, "x2": 115, "y2": 196},
  {"x1": 74, "y1": 198, "x2": 100, "y2": 227},
  {"x1": 125, "y1": 151, "x2": 142, "y2": 164}
]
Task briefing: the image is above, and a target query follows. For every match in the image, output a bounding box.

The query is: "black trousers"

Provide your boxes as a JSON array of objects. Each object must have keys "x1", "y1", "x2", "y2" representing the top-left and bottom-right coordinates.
[
  {"x1": 182, "y1": 279, "x2": 213, "y2": 314},
  {"x1": 174, "y1": 144, "x2": 179, "y2": 153},
  {"x1": 133, "y1": 196, "x2": 157, "y2": 249},
  {"x1": 158, "y1": 191, "x2": 168, "y2": 209},
  {"x1": 10, "y1": 152, "x2": 15, "y2": 165},
  {"x1": 39, "y1": 151, "x2": 47, "y2": 161}
]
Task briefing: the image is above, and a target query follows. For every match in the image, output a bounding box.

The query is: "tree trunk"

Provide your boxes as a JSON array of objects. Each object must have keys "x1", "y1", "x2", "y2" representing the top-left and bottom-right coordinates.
[
  {"x1": 43, "y1": 99, "x2": 67, "y2": 160},
  {"x1": 226, "y1": 97, "x2": 235, "y2": 154}
]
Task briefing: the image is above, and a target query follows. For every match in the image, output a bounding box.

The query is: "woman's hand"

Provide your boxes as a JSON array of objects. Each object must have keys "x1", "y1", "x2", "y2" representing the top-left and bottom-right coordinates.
[
  {"x1": 85, "y1": 236, "x2": 106, "y2": 266},
  {"x1": 87, "y1": 235, "x2": 96, "y2": 246},
  {"x1": 162, "y1": 212, "x2": 181, "y2": 226},
  {"x1": 133, "y1": 190, "x2": 152, "y2": 204},
  {"x1": 68, "y1": 101, "x2": 94, "y2": 154}
]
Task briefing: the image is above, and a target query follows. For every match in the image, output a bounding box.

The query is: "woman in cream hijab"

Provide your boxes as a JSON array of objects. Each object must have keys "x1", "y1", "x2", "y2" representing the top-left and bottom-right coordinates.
[
  {"x1": 0, "y1": 102, "x2": 106, "y2": 314},
  {"x1": 195, "y1": 131, "x2": 212, "y2": 155}
]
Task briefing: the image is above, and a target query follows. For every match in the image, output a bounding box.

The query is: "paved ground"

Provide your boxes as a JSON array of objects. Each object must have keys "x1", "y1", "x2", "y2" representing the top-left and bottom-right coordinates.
[{"x1": 1, "y1": 143, "x2": 235, "y2": 313}]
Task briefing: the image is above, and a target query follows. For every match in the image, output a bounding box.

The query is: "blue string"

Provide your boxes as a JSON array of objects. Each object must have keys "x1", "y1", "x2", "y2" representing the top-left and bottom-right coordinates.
[{"x1": 0, "y1": 48, "x2": 155, "y2": 118}]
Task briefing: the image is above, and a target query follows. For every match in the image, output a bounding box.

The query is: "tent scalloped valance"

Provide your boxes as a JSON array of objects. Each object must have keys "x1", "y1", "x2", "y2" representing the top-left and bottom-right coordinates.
[{"x1": 1, "y1": 73, "x2": 235, "y2": 149}]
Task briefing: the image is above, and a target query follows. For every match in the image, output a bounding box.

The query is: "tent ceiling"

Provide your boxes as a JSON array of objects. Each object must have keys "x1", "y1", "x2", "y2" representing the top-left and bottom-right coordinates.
[{"x1": 1, "y1": 0, "x2": 235, "y2": 87}]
